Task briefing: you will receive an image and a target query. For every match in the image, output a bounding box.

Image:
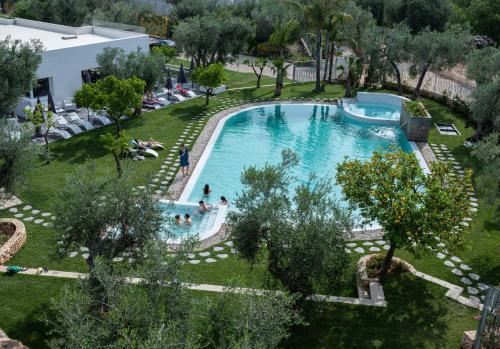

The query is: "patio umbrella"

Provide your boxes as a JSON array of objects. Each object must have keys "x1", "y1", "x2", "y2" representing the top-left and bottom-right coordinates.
[
  {"x1": 177, "y1": 63, "x2": 187, "y2": 85},
  {"x1": 189, "y1": 58, "x2": 195, "y2": 73},
  {"x1": 47, "y1": 91, "x2": 56, "y2": 113}
]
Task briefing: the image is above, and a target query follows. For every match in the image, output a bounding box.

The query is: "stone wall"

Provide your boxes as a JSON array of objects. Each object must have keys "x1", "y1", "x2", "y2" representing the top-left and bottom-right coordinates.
[
  {"x1": 400, "y1": 102, "x2": 433, "y2": 142},
  {"x1": 0, "y1": 219, "x2": 26, "y2": 265},
  {"x1": 0, "y1": 328, "x2": 28, "y2": 349}
]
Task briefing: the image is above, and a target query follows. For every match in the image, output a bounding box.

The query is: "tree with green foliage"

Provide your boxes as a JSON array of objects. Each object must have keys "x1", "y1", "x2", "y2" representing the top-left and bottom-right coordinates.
[
  {"x1": 12, "y1": 0, "x2": 88, "y2": 26},
  {"x1": 173, "y1": 12, "x2": 254, "y2": 67},
  {"x1": 336, "y1": 55, "x2": 362, "y2": 97},
  {"x1": 53, "y1": 166, "x2": 163, "y2": 311},
  {"x1": 73, "y1": 83, "x2": 97, "y2": 118},
  {"x1": 409, "y1": 25, "x2": 471, "y2": 99},
  {"x1": 99, "y1": 132, "x2": 130, "y2": 177},
  {"x1": 336, "y1": 149, "x2": 472, "y2": 276},
  {"x1": 152, "y1": 46, "x2": 177, "y2": 74},
  {"x1": 96, "y1": 48, "x2": 165, "y2": 99},
  {"x1": 383, "y1": 0, "x2": 452, "y2": 33},
  {"x1": 0, "y1": 36, "x2": 43, "y2": 118},
  {"x1": 73, "y1": 76, "x2": 145, "y2": 136},
  {"x1": 268, "y1": 19, "x2": 301, "y2": 58},
  {"x1": 0, "y1": 119, "x2": 35, "y2": 195},
  {"x1": 49, "y1": 244, "x2": 302, "y2": 348},
  {"x1": 324, "y1": 10, "x2": 353, "y2": 83},
  {"x1": 337, "y1": 1, "x2": 375, "y2": 57},
  {"x1": 191, "y1": 63, "x2": 227, "y2": 106},
  {"x1": 362, "y1": 24, "x2": 411, "y2": 94},
  {"x1": 244, "y1": 57, "x2": 268, "y2": 88},
  {"x1": 270, "y1": 58, "x2": 292, "y2": 97},
  {"x1": 466, "y1": 46, "x2": 500, "y2": 136},
  {"x1": 471, "y1": 133, "x2": 499, "y2": 205},
  {"x1": 466, "y1": 0, "x2": 500, "y2": 43},
  {"x1": 24, "y1": 103, "x2": 55, "y2": 163},
  {"x1": 229, "y1": 150, "x2": 353, "y2": 298}
]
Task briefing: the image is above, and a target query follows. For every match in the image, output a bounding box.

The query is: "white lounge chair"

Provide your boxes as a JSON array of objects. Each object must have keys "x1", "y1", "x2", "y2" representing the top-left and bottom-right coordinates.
[
  {"x1": 171, "y1": 94, "x2": 186, "y2": 102},
  {"x1": 48, "y1": 128, "x2": 72, "y2": 140},
  {"x1": 129, "y1": 147, "x2": 158, "y2": 158},
  {"x1": 185, "y1": 90, "x2": 197, "y2": 97},
  {"x1": 54, "y1": 116, "x2": 83, "y2": 135},
  {"x1": 89, "y1": 112, "x2": 113, "y2": 126},
  {"x1": 65, "y1": 112, "x2": 94, "y2": 131},
  {"x1": 157, "y1": 97, "x2": 170, "y2": 106}
]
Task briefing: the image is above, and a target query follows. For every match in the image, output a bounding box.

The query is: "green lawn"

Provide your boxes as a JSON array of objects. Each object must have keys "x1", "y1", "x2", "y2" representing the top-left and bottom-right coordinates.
[
  {"x1": 0, "y1": 82, "x2": 496, "y2": 348},
  {"x1": 0, "y1": 272, "x2": 478, "y2": 349}
]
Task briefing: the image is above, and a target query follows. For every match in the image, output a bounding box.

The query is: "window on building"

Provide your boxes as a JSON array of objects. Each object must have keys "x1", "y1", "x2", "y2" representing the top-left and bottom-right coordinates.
[{"x1": 33, "y1": 77, "x2": 51, "y2": 97}]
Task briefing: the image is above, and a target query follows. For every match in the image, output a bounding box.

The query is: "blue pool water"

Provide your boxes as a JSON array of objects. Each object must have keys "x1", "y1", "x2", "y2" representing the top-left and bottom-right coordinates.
[
  {"x1": 185, "y1": 104, "x2": 412, "y2": 206},
  {"x1": 346, "y1": 102, "x2": 401, "y2": 121},
  {"x1": 158, "y1": 201, "x2": 220, "y2": 241}
]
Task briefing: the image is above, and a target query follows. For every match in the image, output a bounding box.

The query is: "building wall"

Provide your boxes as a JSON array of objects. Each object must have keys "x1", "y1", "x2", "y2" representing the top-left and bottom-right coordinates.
[{"x1": 37, "y1": 36, "x2": 149, "y2": 106}]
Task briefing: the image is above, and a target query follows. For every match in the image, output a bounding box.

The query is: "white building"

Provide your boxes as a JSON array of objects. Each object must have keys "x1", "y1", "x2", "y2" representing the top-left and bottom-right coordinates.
[{"x1": 0, "y1": 18, "x2": 149, "y2": 114}]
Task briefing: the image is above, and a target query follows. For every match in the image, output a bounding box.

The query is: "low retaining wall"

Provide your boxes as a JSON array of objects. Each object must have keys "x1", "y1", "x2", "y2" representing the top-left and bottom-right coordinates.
[
  {"x1": 0, "y1": 329, "x2": 28, "y2": 349},
  {"x1": 0, "y1": 219, "x2": 27, "y2": 265}
]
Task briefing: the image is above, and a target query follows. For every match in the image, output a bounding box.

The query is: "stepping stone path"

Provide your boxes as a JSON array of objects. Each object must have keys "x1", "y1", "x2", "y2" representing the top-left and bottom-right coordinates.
[
  {"x1": 467, "y1": 287, "x2": 479, "y2": 295},
  {"x1": 347, "y1": 243, "x2": 357, "y2": 248},
  {"x1": 34, "y1": 219, "x2": 44, "y2": 224},
  {"x1": 205, "y1": 258, "x2": 216, "y2": 263},
  {"x1": 82, "y1": 253, "x2": 89, "y2": 259},
  {"x1": 469, "y1": 273, "x2": 480, "y2": 281},
  {"x1": 354, "y1": 247, "x2": 365, "y2": 254},
  {"x1": 199, "y1": 252, "x2": 210, "y2": 257},
  {"x1": 451, "y1": 268, "x2": 463, "y2": 276},
  {"x1": 369, "y1": 247, "x2": 381, "y2": 252},
  {"x1": 450, "y1": 256, "x2": 462, "y2": 263},
  {"x1": 217, "y1": 254, "x2": 228, "y2": 259},
  {"x1": 68, "y1": 252, "x2": 78, "y2": 257},
  {"x1": 213, "y1": 246, "x2": 224, "y2": 251},
  {"x1": 224, "y1": 241, "x2": 233, "y2": 247},
  {"x1": 375, "y1": 240, "x2": 386, "y2": 245},
  {"x1": 362, "y1": 241, "x2": 373, "y2": 246},
  {"x1": 23, "y1": 205, "x2": 32, "y2": 210},
  {"x1": 23, "y1": 217, "x2": 34, "y2": 222},
  {"x1": 444, "y1": 260, "x2": 455, "y2": 267},
  {"x1": 189, "y1": 259, "x2": 201, "y2": 264},
  {"x1": 436, "y1": 252, "x2": 446, "y2": 259},
  {"x1": 112, "y1": 257, "x2": 124, "y2": 262},
  {"x1": 461, "y1": 277, "x2": 472, "y2": 285}
]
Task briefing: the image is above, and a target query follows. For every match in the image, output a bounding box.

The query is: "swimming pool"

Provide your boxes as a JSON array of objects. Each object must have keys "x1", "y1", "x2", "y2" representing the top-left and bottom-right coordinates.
[
  {"x1": 158, "y1": 201, "x2": 228, "y2": 243},
  {"x1": 180, "y1": 103, "x2": 420, "y2": 211},
  {"x1": 345, "y1": 102, "x2": 401, "y2": 121}
]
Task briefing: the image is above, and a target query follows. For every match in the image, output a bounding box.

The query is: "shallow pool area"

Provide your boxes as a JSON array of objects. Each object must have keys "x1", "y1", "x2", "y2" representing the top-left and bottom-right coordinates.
[
  {"x1": 344, "y1": 101, "x2": 401, "y2": 121},
  {"x1": 181, "y1": 103, "x2": 416, "y2": 210},
  {"x1": 158, "y1": 201, "x2": 227, "y2": 243}
]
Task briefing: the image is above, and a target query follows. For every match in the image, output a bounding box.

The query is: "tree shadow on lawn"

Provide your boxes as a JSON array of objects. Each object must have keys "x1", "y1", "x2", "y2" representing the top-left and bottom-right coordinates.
[
  {"x1": 7, "y1": 304, "x2": 56, "y2": 349},
  {"x1": 285, "y1": 273, "x2": 453, "y2": 349}
]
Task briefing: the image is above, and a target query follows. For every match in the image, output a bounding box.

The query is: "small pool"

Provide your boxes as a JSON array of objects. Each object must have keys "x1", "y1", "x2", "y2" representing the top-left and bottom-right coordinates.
[
  {"x1": 158, "y1": 201, "x2": 227, "y2": 243},
  {"x1": 345, "y1": 102, "x2": 400, "y2": 121}
]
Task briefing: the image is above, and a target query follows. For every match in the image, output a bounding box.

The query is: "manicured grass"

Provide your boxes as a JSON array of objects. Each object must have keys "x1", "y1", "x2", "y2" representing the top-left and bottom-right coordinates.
[
  {"x1": 0, "y1": 272, "x2": 478, "y2": 349},
  {"x1": 286, "y1": 272, "x2": 478, "y2": 349}
]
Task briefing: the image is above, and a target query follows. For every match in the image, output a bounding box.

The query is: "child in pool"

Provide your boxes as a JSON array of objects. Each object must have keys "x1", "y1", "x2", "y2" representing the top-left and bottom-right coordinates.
[
  {"x1": 174, "y1": 214, "x2": 181, "y2": 225},
  {"x1": 184, "y1": 213, "x2": 192, "y2": 225},
  {"x1": 198, "y1": 200, "x2": 210, "y2": 213},
  {"x1": 203, "y1": 184, "x2": 211, "y2": 196},
  {"x1": 220, "y1": 196, "x2": 229, "y2": 205}
]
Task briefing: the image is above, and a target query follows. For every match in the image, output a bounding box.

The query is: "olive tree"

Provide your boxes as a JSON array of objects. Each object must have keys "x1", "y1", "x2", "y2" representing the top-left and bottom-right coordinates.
[
  {"x1": 0, "y1": 36, "x2": 43, "y2": 117},
  {"x1": 471, "y1": 133, "x2": 499, "y2": 204},
  {"x1": 0, "y1": 118, "x2": 35, "y2": 196},
  {"x1": 24, "y1": 103, "x2": 54, "y2": 163},
  {"x1": 53, "y1": 166, "x2": 163, "y2": 310},
  {"x1": 244, "y1": 57, "x2": 268, "y2": 88},
  {"x1": 336, "y1": 149, "x2": 472, "y2": 276},
  {"x1": 48, "y1": 244, "x2": 302, "y2": 348},
  {"x1": 409, "y1": 25, "x2": 471, "y2": 99},
  {"x1": 229, "y1": 150, "x2": 353, "y2": 298}
]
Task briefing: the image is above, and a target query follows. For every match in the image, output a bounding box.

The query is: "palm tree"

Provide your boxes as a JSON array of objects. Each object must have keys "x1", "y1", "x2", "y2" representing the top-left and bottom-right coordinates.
[
  {"x1": 336, "y1": 56, "x2": 362, "y2": 97},
  {"x1": 324, "y1": 12, "x2": 353, "y2": 83},
  {"x1": 271, "y1": 58, "x2": 293, "y2": 97},
  {"x1": 285, "y1": 0, "x2": 331, "y2": 93}
]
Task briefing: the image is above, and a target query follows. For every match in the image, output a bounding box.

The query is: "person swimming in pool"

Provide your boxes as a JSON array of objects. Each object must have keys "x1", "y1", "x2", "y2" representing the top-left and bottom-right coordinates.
[
  {"x1": 184, "y1": 213, "x2": 192, "y2": 225},
  {"x1": 174, "y1": 214, "x2": 181, "y2": 225},
  {"x1": 220, "y1": 196, "x2": 229, "y2": 205},
  {"x1": 198, "y1": 200, "x2": 210, "y2": 213},
  {"x1": 203, "y1": 184, "x2": 211, "y2": 196}
]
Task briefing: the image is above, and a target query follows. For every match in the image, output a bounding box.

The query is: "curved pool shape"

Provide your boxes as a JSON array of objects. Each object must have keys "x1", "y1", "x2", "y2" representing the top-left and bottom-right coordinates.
[
  {"x1": 181, "y1": 104, "x2": 415, "y2": 212},
  {"x1": 346, "y1": 102, "x2": 400, "y2": 121},
  {"x1": 158, "y1": 201, "x2": 227, "y2": 243}
]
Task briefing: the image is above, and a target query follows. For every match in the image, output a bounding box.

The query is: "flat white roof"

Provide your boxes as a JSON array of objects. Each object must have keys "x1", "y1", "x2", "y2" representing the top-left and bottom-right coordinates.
[
  {"x1": 0, "y1": 18, "x2": 147, "y2": 51},
  {"x1": 0, "y1": 24, "x2": 112, "y2": 50}
]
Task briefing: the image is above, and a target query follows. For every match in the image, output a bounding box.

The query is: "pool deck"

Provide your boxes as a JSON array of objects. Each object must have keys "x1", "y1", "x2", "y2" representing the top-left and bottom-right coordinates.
[{"x1": 166, "y1": 100, "x2": 437, "y2": 248}]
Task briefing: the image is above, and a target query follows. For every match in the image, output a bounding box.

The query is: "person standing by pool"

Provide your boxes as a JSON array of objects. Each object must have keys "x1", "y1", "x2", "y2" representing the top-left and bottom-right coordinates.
[{"x1": 179, "y1": 143, "x2": 189, "y2": 177}]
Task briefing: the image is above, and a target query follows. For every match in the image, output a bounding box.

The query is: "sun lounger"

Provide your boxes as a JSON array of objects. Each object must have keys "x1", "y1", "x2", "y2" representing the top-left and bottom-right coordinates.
[
  {"x1": 54, "y1": 116, "x2": 83, "y2": 135},
  {"x1": 48, "y1": 128, "x2": 72, "y2": 140},
  {"x1": 129, "y1": 147, "x2": 158, "y2": 158},
  {"x1": 64, "y1": 112, "x2": 94, "y2": 131},
  {"x1": 89, "y1": 112, "x2": 113, "y2": 126},
  {"x1": 185, "y1": 90, "x2": 197, "y2": 97},
  {"x1": 171, "y1": 94, "x2": 186, "y2": 102},
  {"x1": 157, "y1": 97, "x2": 170, "y2": 106}
]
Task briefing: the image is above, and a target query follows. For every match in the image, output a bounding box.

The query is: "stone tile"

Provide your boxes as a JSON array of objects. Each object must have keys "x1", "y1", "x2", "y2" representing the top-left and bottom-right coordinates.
[
  {"x1": 375, "y1": 240, "x2": 386, "y2": 245},
  {"x1": 14, "y1": 213, "x2": 23, "y2": 218},
  {"x1": 213, "y1": 246, "x2": 224, "y2": 251},
  {"x1": 199, "y1": 252, "x2": 210, "y2": 257},
  {"x1": 224, "y1": 241, "x2": 233, "y2": 247},
  {"x1": 382, "y1": 245, "x2": 390, "y2": 250},
  {"x1": 189, "y1": 259, "x2": 201, "y2": 264},
  {"x1": 469, "y1": 273, "x2": 480, "y2": 281},
  {"x1": 23, "y1": 216, "x2": 34, "y2": 222},
  {"x1": 362, "y1": 241, "x2": 374, "y2": 246},
  {"x1": 187, "y1": 253, "x2": 195, "y2": 259},
  {"x1": 460, "y1": 277, "x2": 472, "y2": 285},
  {"x1": 217, "y1": 254, "x2": 228, "y2": 259},
  {"x1": 345, "y1": 249, "x2": 352, "y2": 253},
  {"x1": 436, "y1": 252, "x2": 446, "y2": 259},
  {"x1": 460, "y1": 264, "x2": 472, "y2": 271},
  {"x1": 22, "y1": 205, "x2": 32, "y2": 210},
  {"x1": 230, "y1": 248, "x2": 236, "y2": 254},
  {"x1": 31, "y1": 209, "x2": 40, "y2": 215},
  {"x1": 467, "y1": 287, "x2": 479, "y2": 295},
  {"x1": 347, "y1": 242, "x2": 357, "y2": 248},
  {"x1": 477, "y1": 283, "x2": 489, "y2": 291},
  {"x1": 8, "y1": 207, "x2": 17, "y2": 213},
  {"x1": 42, "y1": 222, "x2": 51, "y2": 227},
  {"x1": 68, "y1": 252, "x2": 78, "y2": 257},
  {"x1": 41, "y1": 212, "x2": 51, "y2": 217},
  {"x1": 34, "y1": 219, "x2": 44, "y2": 224},
  {"x1": 450, "y1": 256, "x2": 462, "y2": 263},
  {"x1": 451, "y1": 268, "x2": 463, "y2": 276},
  {"x1": 369, "y1": 246, "x2": 381, "y2": 252},
  {"x1": 444, "y1": 260, "x2": 455, "y2": 267},
  {"x1": 437, "y1": 242, "x2": 445, "y2": 248},
  {"x1": 469, "y1": 296, "x2": 481, "y2": 304},
  {"x1": 80, "y1": 246, "x2": 89, "y2": 252},
  {"x1": 205, "y1": 258, "x2": 216, "y2": 263},
  {"x1": 470, "y1": 202, "x2": 478, "y2": 207},
  {"x1": 354, "y1": 247, "x2": 365, "y2": 253},
  {"x1": 82, "y1": 253, "x2": 89, "y2": 259}
]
